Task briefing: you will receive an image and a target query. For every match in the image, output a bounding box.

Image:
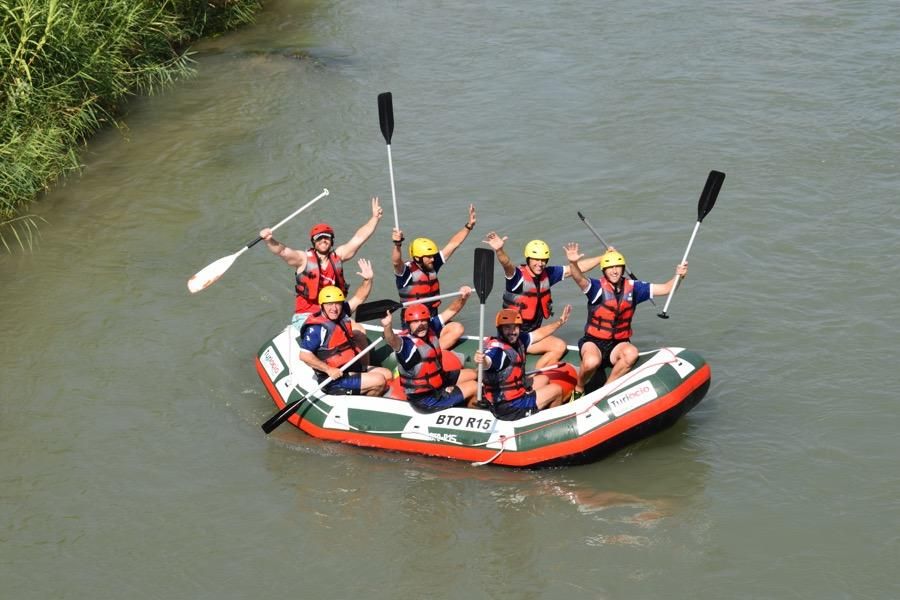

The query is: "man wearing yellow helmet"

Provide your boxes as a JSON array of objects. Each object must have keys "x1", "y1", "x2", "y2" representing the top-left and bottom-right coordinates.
[
  {"x1": 473, "y1": 305, "x2": 572, "y2": 420},
  {"x1": 298, "y1": 259, "x2": 392, "y2": 396},
  {"x1": 482, "y1": 231, "x2": 605, "y2": 368},
  {"x1": 390, "y1": 203, "x2": 477, "y2": 350},
  {"x1": 564, "y1": 242, "x2": 688, "y2": 393},
  {"x1": 260, "y1": 196, "x2": 384, "y2": 328}
]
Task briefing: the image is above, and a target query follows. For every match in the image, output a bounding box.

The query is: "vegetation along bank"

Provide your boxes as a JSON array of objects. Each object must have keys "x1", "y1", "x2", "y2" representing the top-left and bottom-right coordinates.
[{"x1": 0, "y1": 0, "x2": 261, "y2": 252}]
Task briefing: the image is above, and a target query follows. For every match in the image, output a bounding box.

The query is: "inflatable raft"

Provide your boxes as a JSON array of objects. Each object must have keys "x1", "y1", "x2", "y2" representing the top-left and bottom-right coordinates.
[{"x1": 256, "y1": 324, "x2": 710, "y2": 467}]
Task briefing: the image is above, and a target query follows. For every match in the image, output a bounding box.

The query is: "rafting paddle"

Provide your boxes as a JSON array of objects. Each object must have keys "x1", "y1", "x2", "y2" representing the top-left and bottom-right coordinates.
[
  {"x1": 473, "y1": 248, "x2": 495, "y2": 404},
  {"x1": 354, "y1": 291, "x2": 465, "y2": 323},
  {"x1": 261, "y1": 335, "x2": 384, "y2": 434},
  {"x1": 577, "y1": 210, "x2": 656, "y2": 307},
  {"x1": 378, "y1": 92, "x2": 400, "y2": 230},
  {"x1": 187, "y1": 188, "x2": 329, "y2": 294},
  {"x1": 657, "y1": 170, "x2": 725, "y2": 319}
]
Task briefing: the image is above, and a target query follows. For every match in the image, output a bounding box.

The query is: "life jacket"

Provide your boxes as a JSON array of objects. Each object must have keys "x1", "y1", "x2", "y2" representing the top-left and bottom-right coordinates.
[
  {"x1": 398, "y1": 331, "x2": 445, "y2": 397},
  {"x1": 398, "y1": 261, "x2": 440, "y2": 313},
  {"x1": 502, "y1": 265, "x2": 553, "y2": 329},
  {"x1": 302, "y1": 311, "x2": 358, "y2": 377},
  {"x1": 295, "y1": 249, "x2": 348, "y2": 314},
  {"x1": 482, "y1": 337, "x2": 528, "y2": 404},
  {"x1": 585, "y1": 278, "x2": 635, "y2": 340}
]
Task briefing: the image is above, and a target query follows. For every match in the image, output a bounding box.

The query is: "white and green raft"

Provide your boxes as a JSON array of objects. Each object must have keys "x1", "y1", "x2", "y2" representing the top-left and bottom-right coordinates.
[{"x1": 256, "y1": 323, "x2": 710, "y2": 468}]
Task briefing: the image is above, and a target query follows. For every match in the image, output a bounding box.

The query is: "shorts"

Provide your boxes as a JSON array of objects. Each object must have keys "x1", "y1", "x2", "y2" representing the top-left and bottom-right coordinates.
[
  {"x1": 408, "y1": 385, "x2": 466, "y2": 413},
  {"x1": 578, "y1": 336, "x2": 629, "y2": 369},
  {"x1": 321, "y1": 373, "x2": 362, "y2": 395},
  {"x1": 491, "y1": 391, "x2": 538, "y2": 421}
]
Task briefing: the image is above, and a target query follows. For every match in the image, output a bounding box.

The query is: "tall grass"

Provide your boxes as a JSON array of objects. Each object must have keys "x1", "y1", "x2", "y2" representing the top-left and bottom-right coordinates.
[{"x1": 0, "y1": 0, "x2": 260, "y2": 253}]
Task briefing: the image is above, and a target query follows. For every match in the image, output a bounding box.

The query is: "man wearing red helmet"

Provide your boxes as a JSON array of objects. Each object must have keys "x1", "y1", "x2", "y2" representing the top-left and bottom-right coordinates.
[
  {"x1": 390, "y1": 203, "x2": 476, "y2": 350},
  {"x1": 260, "y1": 196, "x2": 384, "y2": 326},
  {"x1": 565, "y1": 242, "x2": 687, "y2": 395},
  {"x1": 474, "y1": 306, "x2": 572, "y2": 420},
  {"x1": 380, "y1": 286, "x2": 479, "y2": 412}
]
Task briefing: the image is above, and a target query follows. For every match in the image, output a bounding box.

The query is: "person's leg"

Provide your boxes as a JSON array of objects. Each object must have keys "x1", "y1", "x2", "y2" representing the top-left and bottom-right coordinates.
[
  {"x1": 358, "y1": 370, "x2": 388, "y2": 396},
  {"x1": 527, "y1": 334, "x2": 568, "y2": 369},
  {"x1": 577, "y1": 339, "x2": 602, "y2": 394},
  {"x1": 607, "y1": 342, "x2": 638, "y2": 383},
  {"x1": 439, "y1": 321, "x2": 464, "y2": 350},
  {"x1": 534, "y1": 383, "x2": 564, "y2": 409}
]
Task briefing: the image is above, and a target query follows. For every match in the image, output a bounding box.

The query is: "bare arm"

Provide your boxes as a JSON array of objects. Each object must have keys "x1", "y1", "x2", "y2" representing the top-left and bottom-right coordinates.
[
  {"x1": 440, "y1": 204, "x2": 477, "y2": 260},
  {"x1": 562, "y1": 254, "x2": 604, "y2": 279},
  {"x1": 347, "y1": 258, "x2": 374, "y2": 312},
  {"x1": 391, "y1": 227, "x2": 405, "y2": 275},
  {"x1": 259, "y1": 228, "x2": 308, "y2": 269},
  {"x1": 381, "y1": 311, "x2": 402, "y2": 352},
  {"x1": 298, "y1": 344, "x2": 343, "y2": 381},
  {"x1": 650, "y1": 262, "x2": 688, "y2": 297},
  {"x1": 438, "y1": 285, "x2": 473, "y2": 323},
  {"x1": 564, "y1": 242, "x2": 590, "y2": 292},
  {"x1": 528, "y1": 304, "x2": 571, "y2": 345},
  {"x1": 484, "y1": 231, "x2": 516, "y2": 277},
  {"x1": 335, "y1": 197, "x2": 384, "y2": 261}
]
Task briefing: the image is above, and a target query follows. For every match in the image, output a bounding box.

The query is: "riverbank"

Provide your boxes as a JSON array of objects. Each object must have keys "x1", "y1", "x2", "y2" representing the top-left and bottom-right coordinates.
[{"x1": 0, "y1": 0, "x2": 261, "y2": 252}]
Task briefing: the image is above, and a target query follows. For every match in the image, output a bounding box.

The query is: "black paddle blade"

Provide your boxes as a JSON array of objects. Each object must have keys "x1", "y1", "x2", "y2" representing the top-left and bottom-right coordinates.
[
  {"x1": 378, "y1": 92, "x2": 394, "y2": 144},
  {"x1": 355, "y1": 298, "x2": 402, "y2": 323},
  {"x1": 474, "y1": 248, "x2": 494, "y2": 304},
  {"x1": 697, "y1": 170, "x2": 725, "y2": 222}
]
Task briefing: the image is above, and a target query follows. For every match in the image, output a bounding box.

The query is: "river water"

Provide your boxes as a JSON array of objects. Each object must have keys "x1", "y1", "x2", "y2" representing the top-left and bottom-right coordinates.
[{"x1": 2, "y1": 0, "x2": 899, "y2": 598}]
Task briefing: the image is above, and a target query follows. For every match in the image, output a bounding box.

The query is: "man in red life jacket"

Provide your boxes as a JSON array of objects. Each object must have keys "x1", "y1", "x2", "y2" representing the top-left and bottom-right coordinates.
[
  {"x1": 380, "y1": 286, "x2": 479, "y2": 412},
  {"x1": 390, "y1": 203, "x2": 476, "y2": 350},
  {"x1": 474, "y1": 306, "x2": 572, "y2": 420},
  {"x1": 482, "y1": 232, "x2": 604, "y2": 368},
  {"x1": 260, "y1": 196, "x2": 384, "y2": 327},
  {"x1": 565, "y1": 242, "x2": 688, "y2": 395},
  {"x1": 298, "y1": 260, "x2": 393, "y2": 396}
]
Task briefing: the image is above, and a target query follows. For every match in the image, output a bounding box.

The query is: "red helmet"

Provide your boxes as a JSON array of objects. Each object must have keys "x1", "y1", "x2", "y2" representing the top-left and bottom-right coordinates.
[
  {"x1": 495, "y1": 308, "x2": 523, "y2": 327},
  {"x1": 402, "y1": 304, "x2": 431, "y2": 323},
  {"x1": 309, "y1": 223, "x2": 334, "y2": 241}
]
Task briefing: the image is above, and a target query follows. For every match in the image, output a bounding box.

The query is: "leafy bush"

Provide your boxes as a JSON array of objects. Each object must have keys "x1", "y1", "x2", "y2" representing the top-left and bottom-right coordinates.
[{"x1": 0, "y1": 0, "x2": 259, "y2": 251}]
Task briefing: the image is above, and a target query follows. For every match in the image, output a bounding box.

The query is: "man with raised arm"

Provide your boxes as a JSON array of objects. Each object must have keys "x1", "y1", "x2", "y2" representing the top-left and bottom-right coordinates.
[
  {"x1": 483, "y1": 231, "x2": 603, "y2": 368},
  {"x1": 390, "y1": 203, "x2": 476, "y2": 350},
  {"x1": 381, "y1": 286, "x2": 479, "y2": 412},
  {"x1": 565, "y1": 242, "x2": 687, "y2": 396},
  {"x1": 260, "y1": 196, "x2": 384, "y2": 327}
]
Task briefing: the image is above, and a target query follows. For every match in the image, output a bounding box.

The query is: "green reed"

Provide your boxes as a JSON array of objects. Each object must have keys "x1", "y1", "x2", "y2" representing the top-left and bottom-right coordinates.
[{"x1": 0, "y1": 0, "x2": 260, "y2": 252}]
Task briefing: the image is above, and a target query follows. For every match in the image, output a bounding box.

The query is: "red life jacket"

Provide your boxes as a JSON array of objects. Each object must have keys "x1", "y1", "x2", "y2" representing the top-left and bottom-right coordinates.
[
  {"x1": 585, "y1": 278, "x2": 635, "y2": 340},
  {"x1": 302, "y1": 311, "x2": 358, "y2": 374},
  {"x1": 295, "y1": 249, "x2": 348, "y2": 314},
  {"x1": 482, "y1": 337, "x2": 528, "y2": 404},
  {"x1": 502, "y1": 265, "x2": 553, "y2": 329},
  {"x1": 398, "y1": 261, "x2": 440, "y2": 312},
  {"x1": 399, "y1": 331, "x2": 445, "y2": 397}
]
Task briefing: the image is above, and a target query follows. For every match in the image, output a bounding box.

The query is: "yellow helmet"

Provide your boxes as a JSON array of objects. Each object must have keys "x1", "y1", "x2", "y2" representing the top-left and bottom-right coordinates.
[
  {"x1": 409, "y1": 237, "x2": 439, "y2": 259},
  {"x1": 601, "y1": 250, "x2": 626, "y2": 269},
  {"x1": 317, "y1": 285, "x2": 345, "y2": 305},
  {"x1": 523, "y1": 240, "x2": 551, "y2": 260}
]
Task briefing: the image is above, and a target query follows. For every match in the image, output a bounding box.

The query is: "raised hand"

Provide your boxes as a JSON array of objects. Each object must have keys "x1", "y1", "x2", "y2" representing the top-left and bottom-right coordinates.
[
  {"x1": 356, "y1": 258, "x2": 374, "y2": 280},
  {"x1": 371, "y1": 197, "x2": 384, "y2": 220},
  {"x1": 483, "y1": 231, "x2": 507, "y2": 251},
  {"x1": 564, "y1": 242, "x2": 583, "y2": 263},
  {"x1": 466, "y1": 204, "x2": 477, "y2": 229}
]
